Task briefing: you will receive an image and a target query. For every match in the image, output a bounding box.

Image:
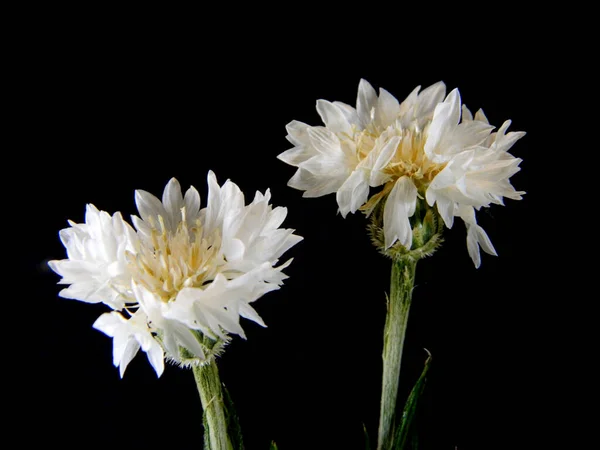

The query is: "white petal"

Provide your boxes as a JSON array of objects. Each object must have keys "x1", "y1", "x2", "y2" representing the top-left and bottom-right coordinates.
[
  {"x1": 135, "y1": 189, "x2": 167, "y2": 225},
  {"x1": 316, "y1": 100, "x2": 353, "y2": 135},
  {"x1": 336, "y1": 169, "x2": 369, "y2": 218},
  {"x1": 220, "y1": 180, "x2": 245, "y2": 216},
  {"x1": 162, "y1": 178, "x2": 183, "y2": 228},
  {"x1": 93, "y1": 312, "x2": 124, "y2": 337},
  {"x1": 375, "y1": 88, "x2": 400, "y2": 129},
  {"x1": 170, "y1": 284, "x2": 245, "y2": 339},
  {"x1": 357, "y1": 79, "x2": 377, "y2": 127},
  {"x1": 435, "y1": 196, "x2": 455, "y2": 228},
  {"x1": 223, "y1": 237, "x2": 245, "y2": 261},
  {"x1": 332, "y1": 101, "x2": 359, "y2": 124},
  {"x1": 131, "y1": 214, "x2": 151, "y2": 238},
  {"x1": 369, "y1": 136, "x2": 401, "y2": 186},
  {"x1": 466, "y1": 227, "x2": 482, "y2": 268},
  {"x1": 425, "y1": 185, "x2": 437, "y2": 207},
  {"x1": 93, "y1": 311, "x2": 147, "y2": 378},
  {"x1": 398, "y1": 85, "x2": 421, "y2": 116},
  {"x1": 184, "y1": 186, "x2": 201, "y2": 218},
  {"x1": 475, "y1": 225, "x2": 497, "y2": 256},
  {"x1": 58, "y1": 285, "x2": 101, "y2": 304},
  {"x1": 172, "y1": 325, "x2": 206, "y2": 359},
  {"x1": 282, "y1": 233, "x2": 304, "y2": 253},
  {"x1": 234, "y1": 194, "x2": 269, "y2": 244},
  {"x1": 238, "y1": 303, "x2": 266, "y2": 327},
  {"x1": 277, "y1": 145, "x2": 317, "y2": 166},
  {"x1": 204, "y1": 170, "x2": 222, "y2": 234},
  {"x1": 264, "y1": 206, "x2": 287, "y2": 232},
  {"x1": 300, "y1": 153, "x2": 348, "y2": 176},
  {"x1": 415, "y1": 81, "x2": 446, "y2": 119},
  {"x1": 287, "y1": 167, "x2": 324, "y2": 192},
  {"x1": 132, "y1": 283, "x2": 159, "y2": 316},
  {"x1": 456, "y1": 203, "x2": 476, "y2": 223},
  {"x1": 161, "y1": 330, "x2": 180, "y2": 358},
  {"x1": 250, "y1": 231, "x2": 302, "y2": 262},
  {"x1": 146, "y1": 341, "x2": 165, "y2": 377},
  {"x1": 474, "y1": 108, "x2": 489, "y2": 123},
  {"x1": 57, "y1": 228, "x2": 82, "y2": 259},
  {"x1": 492, "y1": 121, "x2": 526, "y2": 153},
  {"x1": 118, "y1": 339, "x2": 140, "y2": 378},
  {"x1": 285, "y1": 120, "x2": 312, "y2": 146},
  {"x1": 383, "y1": 177, "x2": 417, "y2": 248},
  {"x1": 453, "y1": 120, "x2": 495, "y2": 149},
  {"x1": 462, "y1": 104, "x2": 474, "y2": 121},
  {"x1": 306, "y1": 127, "x2": 342, "y2": 155},
  {"x1": 464, "y1": 219, "x2": 496, "y2": 267},
  {"x1": 424, "y1": 101, "x2": 454, "y2": 160},
  {"x1": 445, "y1": 88, "x2": 461, "y2": 121},
  {"x1": 288, "y1": 167, "x2": 346, "y2": 197}
]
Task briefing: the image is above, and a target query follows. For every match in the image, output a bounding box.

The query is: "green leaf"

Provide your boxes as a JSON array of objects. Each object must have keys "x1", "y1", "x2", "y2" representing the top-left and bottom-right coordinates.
[
  {"x1": 223, "y1": 383, "x2": 244, "y2": 450},
  {"x1": 393, "y1": 350, "x2": 432, "y2": 450},
  {"x1": 364, "y1": 423, "x2": 372, "y2": 450}
]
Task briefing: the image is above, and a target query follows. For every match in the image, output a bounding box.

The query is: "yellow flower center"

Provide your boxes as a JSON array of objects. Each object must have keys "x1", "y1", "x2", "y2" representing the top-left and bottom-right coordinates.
[
  {"x1": 355, "y1": 125, "x2": 447, "y2": 192},
  {"x1": 127, "y1": 212, "x2": 222, "y2": 303}
]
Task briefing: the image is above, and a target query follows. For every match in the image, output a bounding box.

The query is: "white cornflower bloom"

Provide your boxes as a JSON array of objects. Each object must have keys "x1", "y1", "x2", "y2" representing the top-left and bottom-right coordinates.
[
  {"x1": 49, "y1": 172, "x2": 302, "y2": 377},
  {"x1": 278, "y1": 79, "x2": 524, "y2": 267}
]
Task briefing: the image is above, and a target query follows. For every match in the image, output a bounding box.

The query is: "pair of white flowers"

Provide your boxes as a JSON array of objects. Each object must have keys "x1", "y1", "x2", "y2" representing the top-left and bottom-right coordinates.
[
  {"x1": 50, "y1": 80, "x2": 524, "y2": 378},
  {"x1": 279, "y1": 80, "x2": 525, "y2": 267}
]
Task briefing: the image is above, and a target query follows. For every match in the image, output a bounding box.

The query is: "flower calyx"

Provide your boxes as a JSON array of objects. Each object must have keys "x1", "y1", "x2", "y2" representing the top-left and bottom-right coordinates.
[{"x1": 367, "y1": 197, "x2": 444, "y2": 262}]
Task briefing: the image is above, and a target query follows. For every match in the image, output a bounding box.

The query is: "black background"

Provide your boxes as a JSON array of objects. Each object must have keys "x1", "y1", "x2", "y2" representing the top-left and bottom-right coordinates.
[{"x1": 13, "y1": 7, "x2": 560, "y2": 450}]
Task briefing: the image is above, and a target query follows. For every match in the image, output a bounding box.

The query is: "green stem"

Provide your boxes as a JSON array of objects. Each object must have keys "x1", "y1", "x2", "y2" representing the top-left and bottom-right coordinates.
[
  {"x1": 377, "y1": 257, "x2": 417, "y2": 450},
  {"x1": 193, "y1": 358, "x2": 233, "y2": 450}
]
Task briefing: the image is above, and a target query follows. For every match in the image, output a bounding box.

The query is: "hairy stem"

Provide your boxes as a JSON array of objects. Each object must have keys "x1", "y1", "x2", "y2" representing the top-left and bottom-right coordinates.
[
  {"x1": 377, "y1": 257, "x2": 417, "y2": 450},
  {"x1": 193, "y1": 357, "x2": 232, "y2": 450}
]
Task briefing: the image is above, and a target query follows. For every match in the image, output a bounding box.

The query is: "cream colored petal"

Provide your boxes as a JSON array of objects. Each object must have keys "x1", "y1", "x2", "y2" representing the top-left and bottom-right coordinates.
[
  {"x1": 336, "y1": 169, "x2": 369, "y2": 218},
  {"x1": 285, "y1": 120, "x2": 312, "y2": 146},
  {"x1": 162, "y1": 178, "x2": 184, "y2": 229},
  {"x1": 375, "y1": 88, "x2": 400, "y2": 129},
  {"x1": 357, "y1": 79, "x2": 377, "y2": 127},
  {"x1": 316, "y1": 100, "x2": 353, "y2": 135},
  {"x1": 278, "y1": 145, "x2": 317, "y2": 166},
  {"x1": 383, "y1": 177, "x2": 417, "y2": 248}
]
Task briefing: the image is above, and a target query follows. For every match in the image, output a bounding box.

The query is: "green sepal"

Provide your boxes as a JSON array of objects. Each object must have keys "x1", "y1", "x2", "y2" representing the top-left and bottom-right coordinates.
[
  {"x1": 367, "y1": 198, "x2": 444, "y2": 263},
  {"x1": 269, "y1": 441, "x2": 278, "y2": 450}
]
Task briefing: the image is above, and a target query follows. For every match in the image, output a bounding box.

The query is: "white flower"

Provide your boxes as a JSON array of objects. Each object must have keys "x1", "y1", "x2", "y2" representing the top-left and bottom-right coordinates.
[
  {"x1": 278, "y1": 79, "x2": 524, "y2": 267},
  {"x1": 49, "y1": 172, "x2": 302, "y2": 377}
]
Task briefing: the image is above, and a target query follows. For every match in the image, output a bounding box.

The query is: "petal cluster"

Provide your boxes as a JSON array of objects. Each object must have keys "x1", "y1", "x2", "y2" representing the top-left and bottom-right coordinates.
[
  {"x1": 49, "y1": 172, "x2": 302, "y2": 376},
  {"x1": 278, "y1": 80, "x2": 524, "y2": 266}
]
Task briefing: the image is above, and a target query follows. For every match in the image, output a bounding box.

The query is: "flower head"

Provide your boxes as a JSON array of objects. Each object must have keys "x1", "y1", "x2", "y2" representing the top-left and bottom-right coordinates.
[
  {"x1": 49, "y1": 172, "x2": 302, "y2": 377},
  {"x1": 278, "y1": 79, "x2": 524, "y2": 267}
]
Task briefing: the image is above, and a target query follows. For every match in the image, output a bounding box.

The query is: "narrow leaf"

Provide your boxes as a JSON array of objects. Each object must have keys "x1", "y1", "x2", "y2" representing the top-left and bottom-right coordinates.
[
  {"x1": 393, "y1": 350, "x2": 432, "y2": 450},
  {"x1": 223, "y1": 383, "x2": 245, "y2": 450},
  {"x1": 364, "y1": 423, "x2": 372, "y2": 450}
]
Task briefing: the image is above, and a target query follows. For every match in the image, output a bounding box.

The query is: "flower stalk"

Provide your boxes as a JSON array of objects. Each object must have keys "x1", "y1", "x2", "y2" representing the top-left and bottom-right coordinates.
[
  {"x1": 369, "y1": 198, "x2": 443, "y2": 450},
  {"x1": 377, "y1": 257, "x2": 417, "y2": 450},
  {"x1": 192, "y1": 336, "x2": 233, "y2": 450}
]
